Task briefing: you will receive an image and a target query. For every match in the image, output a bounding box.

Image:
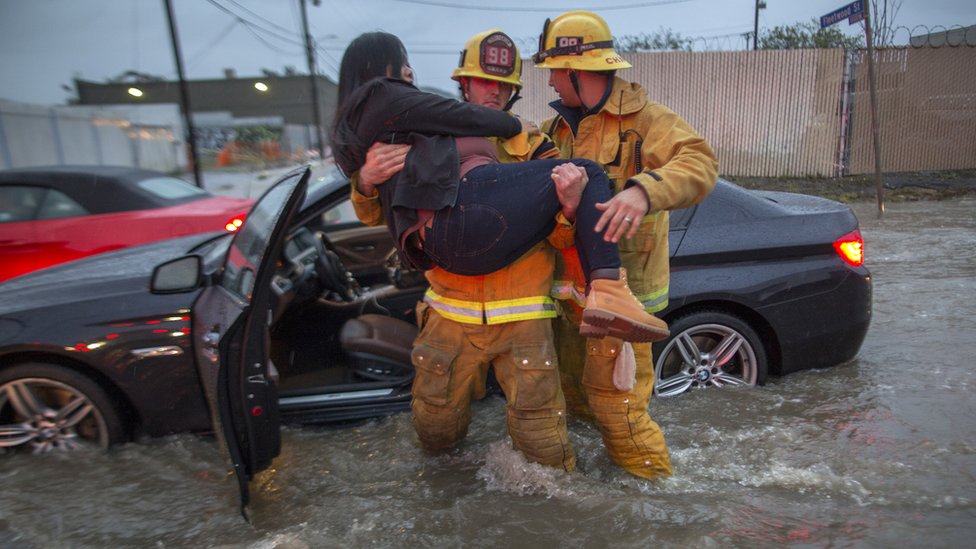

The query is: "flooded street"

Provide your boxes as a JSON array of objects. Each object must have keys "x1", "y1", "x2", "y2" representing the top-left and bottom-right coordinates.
[{"x1": 2, "y1": 197, "x2": 975, "y2": 548}]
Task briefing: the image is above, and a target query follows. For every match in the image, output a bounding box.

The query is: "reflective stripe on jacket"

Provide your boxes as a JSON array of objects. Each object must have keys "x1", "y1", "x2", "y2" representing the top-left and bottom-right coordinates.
[{"x1": 544, "y1": 77, "x2": 718, "y2": 313}]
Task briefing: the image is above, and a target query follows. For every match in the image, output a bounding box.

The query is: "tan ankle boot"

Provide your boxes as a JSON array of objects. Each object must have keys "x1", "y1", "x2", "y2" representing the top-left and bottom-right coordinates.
[{"x1": 581, "y1": 268, "x2": 669, "y2": 342}]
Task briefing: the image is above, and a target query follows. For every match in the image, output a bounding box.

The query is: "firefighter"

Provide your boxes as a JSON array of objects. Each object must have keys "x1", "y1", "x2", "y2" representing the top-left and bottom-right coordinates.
[
  {"x1": 350, "y1": 30, "x2": 576, "y2": 471},
  {"x1": 534, "y1": 11, "x2": 719, "y2": 479}
]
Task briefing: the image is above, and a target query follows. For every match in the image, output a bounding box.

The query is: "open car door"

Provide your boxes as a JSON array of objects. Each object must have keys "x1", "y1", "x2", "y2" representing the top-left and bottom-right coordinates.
[{"x1": 192, "y1": 167, "x2": 309, "y2": 516}]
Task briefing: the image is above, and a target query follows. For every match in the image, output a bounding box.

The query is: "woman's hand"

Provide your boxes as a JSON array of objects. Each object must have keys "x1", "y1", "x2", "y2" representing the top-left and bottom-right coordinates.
[
  {"x1": 550, "y1": 163, "x2": 587, "y2": 221},
  {"x1": 594, "y1": 186, "x2": 650, "y2": 243},
  {"x1": 357, "y1": 142, "x2": 410, "y2": 196}
]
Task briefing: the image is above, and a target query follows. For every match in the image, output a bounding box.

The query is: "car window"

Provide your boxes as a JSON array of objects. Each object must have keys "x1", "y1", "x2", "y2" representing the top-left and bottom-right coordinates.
[
  {"x1": 220, "y1": 172, "x2": 302, "y2": 300},
  {"x1": 36, "y1": 188, "x2": 89, "y2": 220},
  {"x1": 322, "y1": 199, "x2": 357, "y2": 225},
  {"x1": 136, "y1": 176, "x2": 210, "y2": 200},
  {"x1": 0, "y1": 185, "x2": 45, "y2": 223}
]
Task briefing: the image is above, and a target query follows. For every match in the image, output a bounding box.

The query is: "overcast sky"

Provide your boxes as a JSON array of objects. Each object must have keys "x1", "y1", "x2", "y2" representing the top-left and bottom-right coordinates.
[{"x1": 0, "y1": 0, "x2": 972, "y2": 105}]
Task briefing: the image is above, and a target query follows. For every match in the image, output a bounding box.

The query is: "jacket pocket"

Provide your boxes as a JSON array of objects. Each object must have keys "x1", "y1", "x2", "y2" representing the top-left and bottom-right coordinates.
[{"x1": 618, "y1": 212, "x2": 663, "y2": 254}]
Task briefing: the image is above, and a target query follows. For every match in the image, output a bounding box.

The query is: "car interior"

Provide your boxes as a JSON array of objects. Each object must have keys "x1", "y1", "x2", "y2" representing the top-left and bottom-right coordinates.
[{"x1": 263, "y1": 196, "x2": 427, "y2": 422}]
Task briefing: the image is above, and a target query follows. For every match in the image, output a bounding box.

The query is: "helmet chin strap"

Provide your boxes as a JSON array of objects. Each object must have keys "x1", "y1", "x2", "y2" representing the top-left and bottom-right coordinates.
[
  {"x1": 503, "y1": 90, "x2": 521, "y2": 112},
  {"x1": 568, "y1": 70, "x2": 591, "y2": 116}
]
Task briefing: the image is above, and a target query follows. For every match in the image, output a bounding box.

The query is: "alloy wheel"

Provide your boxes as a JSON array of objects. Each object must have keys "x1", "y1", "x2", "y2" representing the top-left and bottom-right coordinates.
[
  {"x1": 654, "y1": 321, "x2": 761, "y2": 397},
  {"x1": 0, "y1": 377, "x2": 111, "y2": 452}
]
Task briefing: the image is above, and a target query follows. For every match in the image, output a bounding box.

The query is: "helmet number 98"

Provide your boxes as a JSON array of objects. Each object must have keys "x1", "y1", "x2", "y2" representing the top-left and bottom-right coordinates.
[{"x1": 485, "y1": 45, "x2": 511, "y2": 68}]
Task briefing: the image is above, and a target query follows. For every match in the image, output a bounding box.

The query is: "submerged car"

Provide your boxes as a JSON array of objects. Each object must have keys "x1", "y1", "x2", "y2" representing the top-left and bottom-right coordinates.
[
  {"x1": 0, "y1": 165, "x2": 254, "y2": 282},
  {"x1": 0, "y1": 166, "x2": 870, "y2": 505},
  {"x1": 652, "y1": 181, "x2": 871, "y2": 396}
]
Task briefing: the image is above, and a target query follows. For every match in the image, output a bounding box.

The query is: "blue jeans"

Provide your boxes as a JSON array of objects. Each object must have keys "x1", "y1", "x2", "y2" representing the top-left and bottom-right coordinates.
[{"x1": 422, "y1": 158, "x2": 621, "y2": 278}]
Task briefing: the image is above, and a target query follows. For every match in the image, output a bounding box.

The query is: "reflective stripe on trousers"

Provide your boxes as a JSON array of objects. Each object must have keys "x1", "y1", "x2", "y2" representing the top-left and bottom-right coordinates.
[{"x1": 424, "y1": 289, "x2": 557, "y2": 325}]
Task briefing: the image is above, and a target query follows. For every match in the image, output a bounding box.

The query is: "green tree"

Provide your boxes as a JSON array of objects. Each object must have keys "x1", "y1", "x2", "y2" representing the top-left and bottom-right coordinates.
[
  {"x1": 617, "y1": 27, "x2": 692, "y2": 52},
  {"x1": 760, "y1": 19, "x2": 863, "y2": 49}
]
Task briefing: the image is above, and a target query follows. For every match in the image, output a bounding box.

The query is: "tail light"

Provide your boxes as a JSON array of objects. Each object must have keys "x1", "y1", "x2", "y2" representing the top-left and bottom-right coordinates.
[
  {"x1": 224, "y1": 214, "x2": 246, "y2": 232},
  {"x1": 833, "y1": 229, "x2": 864, "y2": 267}
]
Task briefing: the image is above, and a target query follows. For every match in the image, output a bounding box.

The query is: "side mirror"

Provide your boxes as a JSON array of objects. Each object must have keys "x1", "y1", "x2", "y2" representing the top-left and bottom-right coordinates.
[{"x1": 151, "y1": 255, "x2": 202, "y2": 293}]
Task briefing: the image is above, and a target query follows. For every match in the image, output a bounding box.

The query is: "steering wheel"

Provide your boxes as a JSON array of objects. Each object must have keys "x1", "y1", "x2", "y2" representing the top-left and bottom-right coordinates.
[{"x1": 312, "y1": 231, "x2": 358, "y2": 301}]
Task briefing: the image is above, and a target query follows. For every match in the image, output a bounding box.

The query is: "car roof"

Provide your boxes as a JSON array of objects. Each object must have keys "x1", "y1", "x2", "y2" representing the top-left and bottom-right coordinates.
[{"x1": 0, "y1": 165, "x2": 212, "y2": 214}]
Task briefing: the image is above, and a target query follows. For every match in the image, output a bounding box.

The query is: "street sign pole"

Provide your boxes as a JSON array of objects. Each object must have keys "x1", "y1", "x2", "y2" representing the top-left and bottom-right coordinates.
[
  {"x1": 821, "y1": 0, "x2": 883, "y2": 214},
  {"x1": 863, "y1": 0, "x2": 885, "y2": 214}
]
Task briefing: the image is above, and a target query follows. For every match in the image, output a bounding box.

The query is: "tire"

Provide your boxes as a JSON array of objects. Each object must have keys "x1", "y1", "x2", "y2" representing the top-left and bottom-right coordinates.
[
  {"x1": 652, "y1": 310, "x2": 767, "y2": 397},
  {"x1": 0, "y1": 363, "x2": 127, "y2": 453}
]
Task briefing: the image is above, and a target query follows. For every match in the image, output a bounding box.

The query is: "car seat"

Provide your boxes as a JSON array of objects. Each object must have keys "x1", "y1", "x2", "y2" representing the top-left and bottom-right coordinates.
[{"x1": 339, "y1": 314, "x2": 416, "y2": 384}]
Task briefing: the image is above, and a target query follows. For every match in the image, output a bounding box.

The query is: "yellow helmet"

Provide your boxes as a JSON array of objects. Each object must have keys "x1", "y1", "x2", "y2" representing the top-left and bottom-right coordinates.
[
  {"x1": 451, "y1": 29, "x2": 522, "y2": 89},
  {"x1": 533, "y1": 11, "x2": 631, "y2": 71},
  {"x1": 452, "y1": 29, "x2": 523, "y2": 88}
]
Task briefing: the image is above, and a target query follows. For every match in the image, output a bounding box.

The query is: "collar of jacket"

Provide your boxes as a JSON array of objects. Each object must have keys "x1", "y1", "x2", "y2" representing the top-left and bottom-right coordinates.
[{"x1": 548, "y1": 77, "x2": 648, "y2": 134}]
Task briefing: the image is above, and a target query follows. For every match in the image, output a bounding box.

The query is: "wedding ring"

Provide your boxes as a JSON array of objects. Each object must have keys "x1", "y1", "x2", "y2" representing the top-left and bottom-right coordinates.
[{"x1": 623, "y1": 216, "x2": 633, "y2": 223}]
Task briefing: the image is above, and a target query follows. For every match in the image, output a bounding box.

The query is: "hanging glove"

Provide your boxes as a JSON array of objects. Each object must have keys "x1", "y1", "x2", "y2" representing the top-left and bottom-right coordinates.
[{"x1": 613, "y1": 341, "x2": 636, "y2": 391}]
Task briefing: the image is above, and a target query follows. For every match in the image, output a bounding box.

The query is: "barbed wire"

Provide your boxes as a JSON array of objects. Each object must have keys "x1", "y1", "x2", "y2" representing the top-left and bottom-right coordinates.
[
  {"x1": 515, "y1": 24, "x2": 974, "y2": 56},
  {"x1": 888, "y1": 25, "x2": 976, "y2": 48}
]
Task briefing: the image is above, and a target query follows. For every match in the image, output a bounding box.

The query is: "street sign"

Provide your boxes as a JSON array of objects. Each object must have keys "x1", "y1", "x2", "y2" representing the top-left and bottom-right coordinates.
[{"x1": 820, "y1": 0, "x2": 864, "y2": 28}]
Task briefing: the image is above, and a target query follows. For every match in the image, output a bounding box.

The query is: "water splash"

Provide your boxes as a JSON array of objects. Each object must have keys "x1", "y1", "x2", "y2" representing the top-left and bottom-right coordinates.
[{"x1": 476, "y1": 440, "x2": 576, "y2": 499}]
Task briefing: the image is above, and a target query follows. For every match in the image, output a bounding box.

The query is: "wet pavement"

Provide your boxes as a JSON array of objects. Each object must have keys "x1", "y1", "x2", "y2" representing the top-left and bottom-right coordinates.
[{"x1": 1, "y1": 195, "x2": 974, "y2": 547}]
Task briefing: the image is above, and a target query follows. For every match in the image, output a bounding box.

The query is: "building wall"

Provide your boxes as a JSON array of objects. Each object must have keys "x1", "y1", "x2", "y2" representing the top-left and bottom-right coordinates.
[
  {"x1": 75, "y1": 75, "x2": 337, "y2": 129},
  {"x1": 0, "y1": 100, "x2": 182, "y2": 172}
]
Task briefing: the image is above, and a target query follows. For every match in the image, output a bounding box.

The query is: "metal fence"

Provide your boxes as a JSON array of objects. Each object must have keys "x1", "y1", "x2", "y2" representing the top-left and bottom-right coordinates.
[
  {"x1": 848, "y1": 47, "x2": 976, "y2": 173},
  {"x1": 513, "y1": 46, "x2": 976, "y2": 177},
  {"x1": 3, "y1": 45, "x2": 973, "y2": 178}
]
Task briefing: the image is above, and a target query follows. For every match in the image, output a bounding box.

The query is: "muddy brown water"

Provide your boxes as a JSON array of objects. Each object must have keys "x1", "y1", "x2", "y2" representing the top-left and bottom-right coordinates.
[{"x1": 2, "y1": 198, "x2": 974, "y2": 548}]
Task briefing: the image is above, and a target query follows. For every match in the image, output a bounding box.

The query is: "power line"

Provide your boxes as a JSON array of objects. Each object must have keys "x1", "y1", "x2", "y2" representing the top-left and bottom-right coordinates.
[
  {"x1": 389, "y1": 0, "x2": 693, "y2": 12},
  {"x1": 186, "y1": 19, "x2": 240, "y2": 70},
  {"x1": 240, "y1": 21, "x2": 303, "y2": 55},
  {"x1": 204, "y1": 0, "x2": 305, "y2": 48},
  {"x1": 221, "y1": 0, "x2": 295, "y2": 35}
]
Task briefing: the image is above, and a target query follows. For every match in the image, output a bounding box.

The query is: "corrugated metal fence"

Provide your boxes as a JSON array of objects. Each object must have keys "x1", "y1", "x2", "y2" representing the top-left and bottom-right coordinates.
[{"x1": 513, "y1": 47, "x2": 975, "y2": 177}]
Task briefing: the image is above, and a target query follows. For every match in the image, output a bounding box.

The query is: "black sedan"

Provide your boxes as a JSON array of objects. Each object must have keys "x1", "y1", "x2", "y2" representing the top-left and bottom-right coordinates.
[
  {"x1": 0, "y1": 166, "x2": 870, "y2": 501},
  {"x1": 652, "y1": 181, "x2": 871, "y2": 396}
]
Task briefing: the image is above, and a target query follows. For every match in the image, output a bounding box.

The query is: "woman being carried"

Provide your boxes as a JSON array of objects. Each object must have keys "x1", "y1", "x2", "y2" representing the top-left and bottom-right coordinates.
[{"x1": 331, "y1": 31, "x2": 666, "y2": 343}]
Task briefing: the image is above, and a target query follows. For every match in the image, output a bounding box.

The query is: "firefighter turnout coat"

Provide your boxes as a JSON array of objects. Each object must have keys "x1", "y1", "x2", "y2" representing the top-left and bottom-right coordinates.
[{"x1": 544, "y1": 76, "x2": 718, "y2": 479}]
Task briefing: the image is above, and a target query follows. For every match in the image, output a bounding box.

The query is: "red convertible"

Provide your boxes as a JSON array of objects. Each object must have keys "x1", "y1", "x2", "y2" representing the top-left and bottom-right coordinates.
[{"x1": 0, "y1": 165, "x2": 254, "y2": 282}]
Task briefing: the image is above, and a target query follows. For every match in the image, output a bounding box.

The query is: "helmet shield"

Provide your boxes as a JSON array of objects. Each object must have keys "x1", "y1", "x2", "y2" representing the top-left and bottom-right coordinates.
[{"x1": 453, "y1": 29, "x2": 523, "y2": 88}]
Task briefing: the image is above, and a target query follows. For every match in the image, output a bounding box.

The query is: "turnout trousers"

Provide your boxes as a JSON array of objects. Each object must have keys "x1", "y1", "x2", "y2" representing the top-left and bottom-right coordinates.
[
  {"x1": 554, "y1": 306, "x2": 671, "y2": 479},
  {"x1": 410, "y1": 302, "x2": 576, "y2": 471}
]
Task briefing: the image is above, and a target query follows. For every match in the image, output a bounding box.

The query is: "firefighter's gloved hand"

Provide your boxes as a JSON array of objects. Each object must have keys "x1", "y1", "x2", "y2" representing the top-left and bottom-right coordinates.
[{"x1": 613, "y1": 341, "x2": 636, "y2": 391}]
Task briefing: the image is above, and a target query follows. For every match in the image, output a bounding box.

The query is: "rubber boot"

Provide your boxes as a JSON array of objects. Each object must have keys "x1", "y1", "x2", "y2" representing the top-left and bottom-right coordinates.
[{"x1": 580, "y1": 268, "x2": 670, "y2": 343}]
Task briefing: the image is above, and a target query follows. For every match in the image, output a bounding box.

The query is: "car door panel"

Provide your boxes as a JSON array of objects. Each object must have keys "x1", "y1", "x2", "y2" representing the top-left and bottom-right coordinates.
[
  {"x1": 192, "y1": 167, "x2": 309, "y2": 514},
  {"x1": 327, "y1": 224, "x2": 395, "y2": 280}
]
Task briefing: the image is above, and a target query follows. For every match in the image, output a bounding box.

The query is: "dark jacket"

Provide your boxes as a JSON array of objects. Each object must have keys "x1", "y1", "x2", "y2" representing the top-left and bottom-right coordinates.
[{"x1": 333, "y1": 78, "x2": 521, "y2": 269}]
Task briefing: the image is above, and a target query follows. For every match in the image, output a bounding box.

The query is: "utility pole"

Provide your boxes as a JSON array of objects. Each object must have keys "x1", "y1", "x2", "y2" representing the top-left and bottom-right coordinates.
[
  {"x1": 753, "y1": 0, "x2": 766, "y2": 50},
  {"x1": 299, "y1": 0, "x2": 325, "y2": 162},
  {"x1": 162, "y1": 0, "x2": 202, "y2": 188}
]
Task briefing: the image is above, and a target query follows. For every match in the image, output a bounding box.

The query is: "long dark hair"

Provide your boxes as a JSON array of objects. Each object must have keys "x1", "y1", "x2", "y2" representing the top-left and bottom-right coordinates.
[{"x1": 331, "y1": 32, "x2": 410, "y2": 175}]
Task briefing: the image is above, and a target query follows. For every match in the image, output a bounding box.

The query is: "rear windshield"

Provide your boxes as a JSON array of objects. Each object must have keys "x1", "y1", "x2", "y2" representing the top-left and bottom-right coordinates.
[{"x1": 136, "y1": 176, "x2": 209, "y2": 200}]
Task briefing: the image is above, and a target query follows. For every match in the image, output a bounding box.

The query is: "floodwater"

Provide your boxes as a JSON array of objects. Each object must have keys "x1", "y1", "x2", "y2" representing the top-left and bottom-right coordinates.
[{"x1": 2, "y1": 198, "x2": 975, "y2": 548}]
